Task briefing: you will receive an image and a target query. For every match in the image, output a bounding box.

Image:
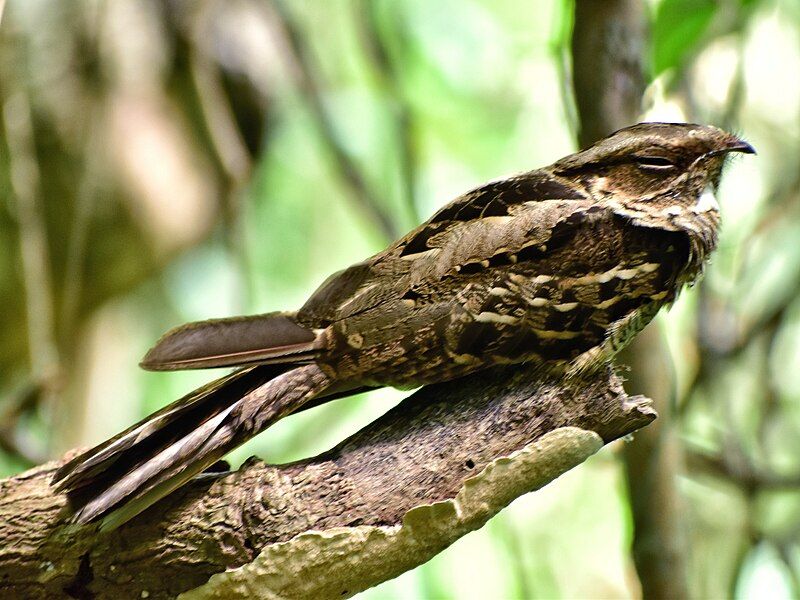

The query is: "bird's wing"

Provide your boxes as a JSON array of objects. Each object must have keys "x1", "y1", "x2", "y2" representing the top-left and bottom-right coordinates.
[
  {"x1": 140, "y1": 312, "x2": 318, "y2": 371},
  {"x1": 297, "y1": 170, "x2": 589, "y2": 325},
  {"x1": 423, "y1": 170, "x2": 586, "y2": 224},
  {"x1": 139, "y1": 170, "x2": 683, "y2": 375},
  {"x1": 303, "y1": 199, "x2": 692, "y2": 384}
]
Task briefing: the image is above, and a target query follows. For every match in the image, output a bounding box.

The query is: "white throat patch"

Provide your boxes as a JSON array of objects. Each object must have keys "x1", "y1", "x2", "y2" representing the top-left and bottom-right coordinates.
[{"x1": 692, "y1": 185, "x2": 720, "y2": 214}]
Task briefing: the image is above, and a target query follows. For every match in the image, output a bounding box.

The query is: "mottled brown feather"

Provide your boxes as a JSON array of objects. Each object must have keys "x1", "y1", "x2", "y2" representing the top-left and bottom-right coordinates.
[{"x1": 53, "y1": 123, "x2": 754, "y2": 528}]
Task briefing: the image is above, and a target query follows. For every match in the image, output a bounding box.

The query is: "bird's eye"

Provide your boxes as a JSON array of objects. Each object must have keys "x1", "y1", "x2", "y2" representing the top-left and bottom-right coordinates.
[{"x1": 635, "y1": 156, "x2": 676, "y2": 171}]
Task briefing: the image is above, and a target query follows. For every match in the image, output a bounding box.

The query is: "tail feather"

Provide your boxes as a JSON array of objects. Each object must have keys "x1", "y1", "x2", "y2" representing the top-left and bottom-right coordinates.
[
  {"x1": 52, "y1": 366, "x2": 281, "y2": 494},
  {"x1": 74, "y1": 401, "x2": 240, "y2": 528},
  {"x1": 54, "y1": 364, "x2": 336, "y2": 528}
]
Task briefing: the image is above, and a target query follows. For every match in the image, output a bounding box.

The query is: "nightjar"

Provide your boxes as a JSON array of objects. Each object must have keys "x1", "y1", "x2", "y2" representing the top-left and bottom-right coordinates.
[{"x1": 53, "y1": 122, "x2": 754, "y2": 528}]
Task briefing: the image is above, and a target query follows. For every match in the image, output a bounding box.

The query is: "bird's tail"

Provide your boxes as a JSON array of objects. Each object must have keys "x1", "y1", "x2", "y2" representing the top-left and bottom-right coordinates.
[{"x1": 52, "y1": 363, "x2": 334, "y2": 530}]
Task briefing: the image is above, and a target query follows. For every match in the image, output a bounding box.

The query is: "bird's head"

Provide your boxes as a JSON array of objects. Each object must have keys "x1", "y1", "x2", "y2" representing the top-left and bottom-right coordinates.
[{"x1": 551, "y1": 122, "x2": 755, "y2": 228}]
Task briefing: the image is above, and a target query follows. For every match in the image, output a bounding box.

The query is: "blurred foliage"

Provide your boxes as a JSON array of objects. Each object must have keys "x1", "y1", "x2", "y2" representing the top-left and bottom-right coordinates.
[
  {"x1": 1, "y1": 0, "x2": 799, "y2": 598},
  {"x1": 652, "y1": 0, "x2": 719, "y2": 75}
]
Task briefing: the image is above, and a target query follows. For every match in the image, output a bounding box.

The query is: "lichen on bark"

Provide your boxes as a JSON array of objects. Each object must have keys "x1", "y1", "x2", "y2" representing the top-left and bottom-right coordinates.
[{"x1": 184, "y1": 427, "x2": 603, "y2": 599}]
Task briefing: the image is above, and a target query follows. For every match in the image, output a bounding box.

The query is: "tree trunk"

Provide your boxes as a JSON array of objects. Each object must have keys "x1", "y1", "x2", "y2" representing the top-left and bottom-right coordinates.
[{"x1": 571, "y1": 2, "x2": 690, "y2": 598}]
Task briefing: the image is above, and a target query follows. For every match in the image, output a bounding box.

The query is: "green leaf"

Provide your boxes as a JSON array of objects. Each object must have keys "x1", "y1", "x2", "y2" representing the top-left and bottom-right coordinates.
[{"x1": 652, "y1": 0, "x2": 718, "y2": 76}]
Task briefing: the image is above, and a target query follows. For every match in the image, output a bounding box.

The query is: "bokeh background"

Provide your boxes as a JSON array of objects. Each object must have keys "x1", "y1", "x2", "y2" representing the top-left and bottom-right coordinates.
[{"x1": 1, "y1": 0, "x2": 799, "y2": 598}]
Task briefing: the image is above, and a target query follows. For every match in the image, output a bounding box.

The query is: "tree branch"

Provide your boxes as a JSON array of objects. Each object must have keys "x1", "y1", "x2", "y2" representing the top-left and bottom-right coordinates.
[{"x1": 0, "y1": 367, "x2": 654, "y2": 599}]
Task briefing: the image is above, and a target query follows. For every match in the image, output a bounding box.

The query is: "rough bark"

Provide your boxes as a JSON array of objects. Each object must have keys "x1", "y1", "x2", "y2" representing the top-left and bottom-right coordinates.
[
  {"x1": 0, "y1": 366, "x2": 654, "y2": 599},
  {"x1": 571, "y1": 2, "x2": 690, "y2": 599}
]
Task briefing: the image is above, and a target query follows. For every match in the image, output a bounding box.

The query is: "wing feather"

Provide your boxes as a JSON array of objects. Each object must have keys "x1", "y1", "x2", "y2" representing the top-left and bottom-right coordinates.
[
  {"x1": 298, "y1": 170, "x2": 590, "y2": 325},
  {"x1": 139, "y1": 312, "x2": 318, "y2": 371}
]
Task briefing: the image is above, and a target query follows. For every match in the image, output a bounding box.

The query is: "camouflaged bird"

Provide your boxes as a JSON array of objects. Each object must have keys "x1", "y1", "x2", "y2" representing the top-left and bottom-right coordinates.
[{"x1": 53, "y1": 122, "x2": 754, "y2": 528}]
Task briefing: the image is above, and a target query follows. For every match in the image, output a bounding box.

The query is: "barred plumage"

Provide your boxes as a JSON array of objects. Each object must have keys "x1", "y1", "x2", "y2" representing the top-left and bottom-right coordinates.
[{"x1": 53, "y1": 122, "x2": 754, "y2": 528}]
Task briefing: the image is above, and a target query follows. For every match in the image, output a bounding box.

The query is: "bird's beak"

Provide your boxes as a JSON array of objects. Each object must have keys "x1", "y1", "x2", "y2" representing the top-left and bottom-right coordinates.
[
  {"x1": 704, "y1": 137, "x2": 756, "y2": 159},
  {"x1": 721, "y1": 137, "x2": 756, "y2": 155}
]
